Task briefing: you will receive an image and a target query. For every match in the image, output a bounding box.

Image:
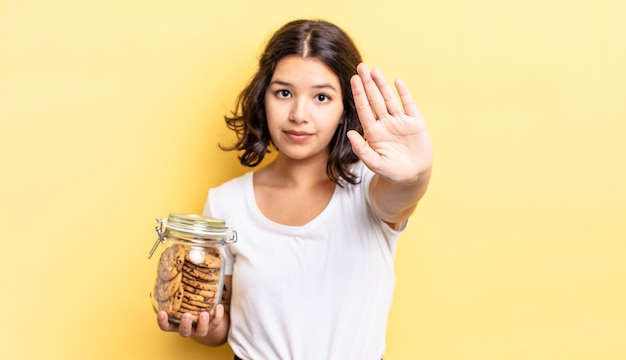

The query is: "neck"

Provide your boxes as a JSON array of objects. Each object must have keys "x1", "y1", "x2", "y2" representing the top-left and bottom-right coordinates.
[{"x1": 261, "y1": 154, "x2": 331, "y2": 187}]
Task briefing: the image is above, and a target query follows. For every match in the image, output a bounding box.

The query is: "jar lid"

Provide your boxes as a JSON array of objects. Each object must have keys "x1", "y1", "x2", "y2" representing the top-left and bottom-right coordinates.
[
  {"x1": 164, "y1": 213, "x2": 228, "y2": 237},
  {"x1": 148, "y1": 214, "x2": 236, "y2": 259}
]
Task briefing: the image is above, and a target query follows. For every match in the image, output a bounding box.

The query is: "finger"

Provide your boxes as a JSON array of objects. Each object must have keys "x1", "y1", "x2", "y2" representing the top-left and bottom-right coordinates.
[
  {"x1": 395, "y1": 78, "x2": 421, "y2": 118},
  {"x1": 178, "y1": 313, "x2": 195, "y2": 338},
  {"x1": 351, "y1": 73, "x2": 376, "y2": 129},
  {"x1": 371, "y1": 68, "x2": 404, "y2": 116},
  {"x1": 356, "y1": 63, "x2": 389, "y2": 120},
  {"x1": 194, "y1": 312, "x2": 211, "y2": 337},
  {"x1": 157, "y1": 311, "x2": 179, "y2": 332},
  {"x1": 210, "y1": 304, "x2": 224, "y2": 328},
  {"x1": 347, "y1": 130, "x2": 380, "y2": 170}
]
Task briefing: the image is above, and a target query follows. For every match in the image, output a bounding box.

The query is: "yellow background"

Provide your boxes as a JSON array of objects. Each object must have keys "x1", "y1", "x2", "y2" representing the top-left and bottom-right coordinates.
[{"x1": 1, "y1": 0, "x2": 625, "y2": 359}]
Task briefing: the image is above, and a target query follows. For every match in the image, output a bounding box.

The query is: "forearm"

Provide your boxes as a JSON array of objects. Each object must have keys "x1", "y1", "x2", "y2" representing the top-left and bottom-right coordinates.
[{"x1": 369, "y1": 167, "x2": 431, "y2": 226}]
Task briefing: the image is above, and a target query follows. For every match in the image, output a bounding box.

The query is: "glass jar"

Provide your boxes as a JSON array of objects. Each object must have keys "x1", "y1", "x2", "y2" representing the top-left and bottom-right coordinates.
[{"x1": 147, "y1": 213, "x2": 237, "y2": 323}]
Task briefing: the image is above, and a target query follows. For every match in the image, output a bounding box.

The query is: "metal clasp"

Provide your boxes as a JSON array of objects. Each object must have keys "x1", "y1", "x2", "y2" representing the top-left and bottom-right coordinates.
[
  {"x1": 227, "y1": 228, "x2": 238, "y2": 243},
  {"x1": 147, "y1": 218, "x2": 167, "y2": 259}
]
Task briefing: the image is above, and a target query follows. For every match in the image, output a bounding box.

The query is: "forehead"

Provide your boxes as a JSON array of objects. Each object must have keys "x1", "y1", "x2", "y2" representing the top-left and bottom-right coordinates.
[{"x1": 271, "y1": 55, "x2": 341, "y2": 88}]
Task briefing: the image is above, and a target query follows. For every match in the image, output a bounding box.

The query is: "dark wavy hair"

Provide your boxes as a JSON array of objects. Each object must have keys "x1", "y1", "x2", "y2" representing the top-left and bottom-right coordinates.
[{"x1": 220, "y1": 19, "x2": 364, "y2": 186}]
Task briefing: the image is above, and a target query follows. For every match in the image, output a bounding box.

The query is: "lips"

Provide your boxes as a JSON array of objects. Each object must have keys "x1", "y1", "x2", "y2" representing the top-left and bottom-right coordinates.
[{"x1": 284, "y1": 130, "x2": 312, "y2": 142}]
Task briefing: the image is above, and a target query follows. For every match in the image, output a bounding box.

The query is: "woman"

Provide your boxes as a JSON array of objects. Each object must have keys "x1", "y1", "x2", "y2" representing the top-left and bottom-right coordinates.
[{"x1": 158, "y1": 19, "x2": 432, "y2": 360}]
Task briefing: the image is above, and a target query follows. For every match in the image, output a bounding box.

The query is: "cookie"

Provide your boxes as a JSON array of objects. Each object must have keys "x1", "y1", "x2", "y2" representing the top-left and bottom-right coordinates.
[
  {"x1": 184, "y1": 259, "x2": 221, "y2": 273},
  {"x1": 181, "y1": 273, "x2": 218, "y2": 290},
  {"x1": 182, "y1": 296, "x2": 214, "y2": 308},
  {"x1": 170, "y1": 283, "x2": 184, "y2": 312},
  {"x1": 182, "y1": 284, "x2": 216, "y2": 298},
  {"x1": 180, "y1": 300, "x2": 211, "y2": 312},
  {"x1": 158, "y1": 244, "x2": 186, "y2": 281},
  {"x1": 155, "y1": 271, "x2": 183, "y2": 301},
  {"x1": 185, "y1": 249, "x2": 221, "y2": 268},
  {"x1": 170, "y1": 310, "x2": 199, "y2": 322},
  {"x1": 183, "y1": 291, "x2": 214, "y2": 303},
  {"x1": 157, "y1": 283, "x2": 183, "y2": 314},
  {"x1": 182, "y1": 265, "x2": 220, "y2": 282}
]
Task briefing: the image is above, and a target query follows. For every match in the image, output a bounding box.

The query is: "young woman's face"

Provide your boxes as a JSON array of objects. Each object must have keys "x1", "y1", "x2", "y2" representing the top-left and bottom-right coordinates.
[{"x1": 264, "y1": 55, "x2": 344, "y2": 163}]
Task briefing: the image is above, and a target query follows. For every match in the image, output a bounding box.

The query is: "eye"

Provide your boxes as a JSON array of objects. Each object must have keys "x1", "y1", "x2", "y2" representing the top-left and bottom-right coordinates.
[
  {"x1": 276, "y1": 89, "x2": 291, "y2": 98},
  {"x1": 315, "y1": 94, "x2": 330, "y2": 103}
]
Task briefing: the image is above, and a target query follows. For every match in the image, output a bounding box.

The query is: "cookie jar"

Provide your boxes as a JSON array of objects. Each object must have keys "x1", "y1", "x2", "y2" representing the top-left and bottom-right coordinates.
[{"x1": 147, "y1": 213, "x2": 237, "y2": 323}]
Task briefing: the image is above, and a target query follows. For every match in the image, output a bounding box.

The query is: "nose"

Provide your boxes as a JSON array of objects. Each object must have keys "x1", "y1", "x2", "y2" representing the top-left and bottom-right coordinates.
[{"x1": 288, "y1": 98, "x2": 308, "y2": 124}]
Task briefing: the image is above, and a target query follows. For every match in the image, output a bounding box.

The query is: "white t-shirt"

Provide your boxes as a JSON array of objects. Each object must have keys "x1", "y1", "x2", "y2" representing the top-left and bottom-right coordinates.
[{"x1": 203, "y1": 162, "x2": 403, "y2": 360}]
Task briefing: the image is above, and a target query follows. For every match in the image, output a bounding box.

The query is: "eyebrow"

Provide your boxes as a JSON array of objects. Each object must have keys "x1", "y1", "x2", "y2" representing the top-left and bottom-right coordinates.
[{"x1": 269, "y1": 80, "x2": 338, "y2": 92}]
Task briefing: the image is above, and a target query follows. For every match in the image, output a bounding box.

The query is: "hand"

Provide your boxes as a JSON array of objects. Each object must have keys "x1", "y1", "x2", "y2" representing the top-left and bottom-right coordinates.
[
  {"x1": 156, "y1": 304, "x2": 225, "y2": 338},
  {"x1": 348, "y1": 63, "x2": 432, "y2": 183}
]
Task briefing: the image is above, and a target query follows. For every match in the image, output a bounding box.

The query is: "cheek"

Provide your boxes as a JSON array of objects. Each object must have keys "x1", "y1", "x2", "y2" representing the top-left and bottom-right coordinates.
[
  {"x1": 263, "y1": 102, "x2": 281, "y2": 139},
  {"x1": 263, "y1": 93, "x2": 273, "y2": 118},
  {"x1": 331, "y1": 105, "x2": 345, "y2": 127},
  {"x1": 264, "y1": 97, "x2": 287, "y2": 121},
  {"x1": 263, "y1": 100, "x2": 278, "y2": 127}
]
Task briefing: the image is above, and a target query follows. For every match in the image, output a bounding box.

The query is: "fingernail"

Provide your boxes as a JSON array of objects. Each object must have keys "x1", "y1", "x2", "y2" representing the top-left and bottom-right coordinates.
[{"x1": 200, "y1": 312, "x2": 209, "y2": 322}]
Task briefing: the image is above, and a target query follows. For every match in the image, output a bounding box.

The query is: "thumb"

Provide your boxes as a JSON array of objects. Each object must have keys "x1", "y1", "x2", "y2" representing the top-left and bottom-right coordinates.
[{"x1": 347, "y1": 130, "x2": 379, "y2": 169}]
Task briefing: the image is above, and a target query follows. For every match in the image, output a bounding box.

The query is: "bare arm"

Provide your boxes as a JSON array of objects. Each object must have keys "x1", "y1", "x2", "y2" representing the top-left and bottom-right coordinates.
[
  {"x1": 348, "y1": 63, "x2": 433, "y2": 227},
  {"x1": 368, "y1": 167, "x2": 431, "y2": 228},
  {"x1": 157, "y1": 275, "x2": 232, "y2": 346}
]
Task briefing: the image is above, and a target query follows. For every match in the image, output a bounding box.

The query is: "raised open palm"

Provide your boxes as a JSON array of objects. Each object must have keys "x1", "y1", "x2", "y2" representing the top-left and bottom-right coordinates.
[{"x1": 347, "y1": 63, "x2": 432, "y2": 183}]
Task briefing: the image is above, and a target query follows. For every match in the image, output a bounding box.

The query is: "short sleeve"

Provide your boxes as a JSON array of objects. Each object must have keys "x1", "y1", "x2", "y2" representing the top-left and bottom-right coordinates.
[
  {"x1": 357, "y1": 162, "x2": 408, "y2": 256},
  {"x1": 202, "y1": 189, "x2": 235, "y2": 275}
]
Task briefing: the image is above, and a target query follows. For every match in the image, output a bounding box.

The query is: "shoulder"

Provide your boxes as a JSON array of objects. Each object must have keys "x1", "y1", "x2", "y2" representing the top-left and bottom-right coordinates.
[
  {"x1": 352, "y1": 161, "x2": 373, "y2": 181},
  {"x1": 212, "y1": 171, "x2": 252, "y2": 194},
  {"x1": 203, "y1": 171, "x2": 253, "y2": 218},
  {"x1": 343, "y1": 162, "x2": 408, "y2": 235},
  {"x1": 342, "y1": 161, "x2": 374, "y2": 186},
  {"x1": 342, "y1": 161, "x2": 374, "y2": 199}
]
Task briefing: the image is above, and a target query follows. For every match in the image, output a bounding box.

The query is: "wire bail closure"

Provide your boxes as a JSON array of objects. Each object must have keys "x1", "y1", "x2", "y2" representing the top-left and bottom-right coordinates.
[{"x1": 147, "y1": 218, "x2": 166, "y2": 259}]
